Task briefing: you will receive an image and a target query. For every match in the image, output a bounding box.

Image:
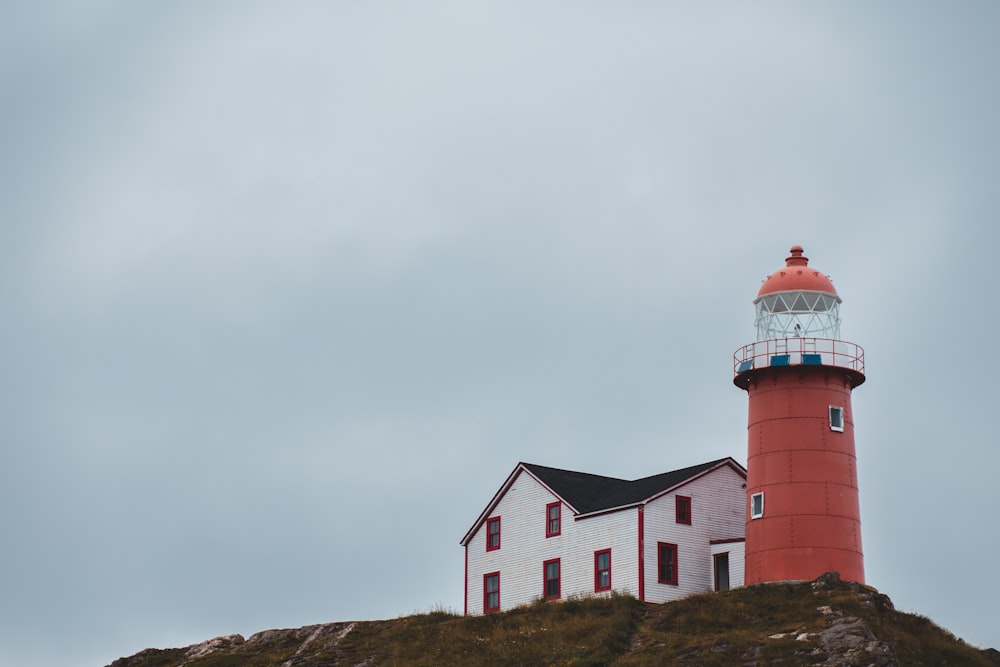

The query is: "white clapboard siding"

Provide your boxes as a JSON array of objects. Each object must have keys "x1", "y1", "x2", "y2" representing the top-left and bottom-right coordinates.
[
  {"x1": 465, "y1": 461, "x2": 747, "y2": 614},
  {"x1": 711, "y1": 540, "x2": 745, "y2": 590},
  {"x1": 466, "y1": 469, "x2": 640, "y2": 615},
  {"x1": 557, "y1": 507, "x2": 639, "y2": 602},
  {"x1": 642, "y1": 464, "x2": 746, "y2": 603},
  {"x1": 730, "y1": 542, "x2": 746, "y2": 586}
]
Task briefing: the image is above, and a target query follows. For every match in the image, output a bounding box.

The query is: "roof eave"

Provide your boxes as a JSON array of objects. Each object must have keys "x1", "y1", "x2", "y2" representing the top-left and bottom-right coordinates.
[{"x1": 574, "y1": 502, "x2": 642, "y2": 520}]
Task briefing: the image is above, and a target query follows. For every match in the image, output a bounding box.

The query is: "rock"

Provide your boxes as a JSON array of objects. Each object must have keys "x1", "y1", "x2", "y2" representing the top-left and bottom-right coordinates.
[
  {"x1": 812, "y1": 571, "x2": 842, "y2": 589},
  {"x1": 184, "y1": 634, "x2": 245, "y2": 662},
  {"x1": 816, "y1": 616, "x2": 897, "y2": 666}
]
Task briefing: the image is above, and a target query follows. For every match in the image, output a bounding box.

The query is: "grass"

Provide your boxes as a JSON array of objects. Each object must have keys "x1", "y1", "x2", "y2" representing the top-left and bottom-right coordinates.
[
  {"x1": 336, "y1": 592, "x2": 642, "y2": 667},
  {"x1": 617, "y1": 582, "x2": 869, "y2": 666},
  {"x1": 109, "y1": 581, "x2": 997, "y2": 667}
]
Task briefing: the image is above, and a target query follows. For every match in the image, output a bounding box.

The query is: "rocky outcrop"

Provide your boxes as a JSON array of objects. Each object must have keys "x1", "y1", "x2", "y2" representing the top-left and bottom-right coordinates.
[
  {"x1": 812, "y1": 616, "x2": 897, "y2": 666},
  {"x1": 808, "y1": 572, "x2": 898, "y2": 666},
  {"x1": 108, "y1": 622, "x2": 357, "y2": 667},
  {"x1": 182, "y1": 633, "x2": 245, "y2": 662}
]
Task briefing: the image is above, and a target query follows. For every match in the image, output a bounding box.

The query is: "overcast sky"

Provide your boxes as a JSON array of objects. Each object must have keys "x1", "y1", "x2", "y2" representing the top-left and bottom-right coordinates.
[{"x1": 2, "y1": 3, "x2": 999, "y2": 666}]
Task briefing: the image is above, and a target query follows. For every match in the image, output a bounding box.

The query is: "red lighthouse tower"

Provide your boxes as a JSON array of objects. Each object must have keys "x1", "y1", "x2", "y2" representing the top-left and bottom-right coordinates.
[{"x1": 734, "y1": 246, "x2": 866, "y2": 584}]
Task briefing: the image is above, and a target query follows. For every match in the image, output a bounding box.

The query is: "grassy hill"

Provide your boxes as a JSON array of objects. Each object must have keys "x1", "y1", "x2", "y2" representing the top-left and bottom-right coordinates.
[{"x1": 108, "y1": 575, "x2": 998, "y2": 667}]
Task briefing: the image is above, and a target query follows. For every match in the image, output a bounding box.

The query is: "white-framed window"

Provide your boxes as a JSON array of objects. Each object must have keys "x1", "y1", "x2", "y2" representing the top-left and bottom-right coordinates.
[
  {"x1": 751, "y1": 492, "x2": 764, "y2": 519},
  {"x1": 829, "y1": 406, "x2": 844, "y2": 432}
]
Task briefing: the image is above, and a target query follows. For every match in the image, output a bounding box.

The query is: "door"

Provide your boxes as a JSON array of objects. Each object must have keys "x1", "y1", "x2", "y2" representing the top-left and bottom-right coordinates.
[{"x1": 714, "y1": 553, "x2": 730, "y2": 592}]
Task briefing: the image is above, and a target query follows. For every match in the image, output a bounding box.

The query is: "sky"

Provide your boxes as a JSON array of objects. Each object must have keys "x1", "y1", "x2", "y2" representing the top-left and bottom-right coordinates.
[{"x1": 2, "y1": 2, "x2": 999, "y2": 665}]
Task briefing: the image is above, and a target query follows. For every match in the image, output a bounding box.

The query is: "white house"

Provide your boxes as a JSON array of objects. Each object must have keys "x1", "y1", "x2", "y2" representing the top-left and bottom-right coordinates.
[{"x1": 460, "y1": 457, "x2": 747, "y2": 615}]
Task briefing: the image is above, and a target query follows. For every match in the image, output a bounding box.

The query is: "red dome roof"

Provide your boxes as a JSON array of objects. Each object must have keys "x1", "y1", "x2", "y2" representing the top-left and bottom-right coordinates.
[{"x1": 756, "y1": 246, "x2": 838, "y2": 298}]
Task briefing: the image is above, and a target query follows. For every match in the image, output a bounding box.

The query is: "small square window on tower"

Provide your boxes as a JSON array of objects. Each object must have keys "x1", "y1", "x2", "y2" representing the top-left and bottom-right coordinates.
[
  {"x1": 751, "y1": 492, "x2": 764, "y2": 519},
  {"x1": 829, "y1": 405, "x2": 844, "y2": 432}
]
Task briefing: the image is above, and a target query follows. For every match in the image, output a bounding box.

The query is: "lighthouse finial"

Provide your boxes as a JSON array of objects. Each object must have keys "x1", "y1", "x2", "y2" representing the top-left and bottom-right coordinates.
[{"x1": 786, "y1": 245, "x2": 808, "y2": 267}]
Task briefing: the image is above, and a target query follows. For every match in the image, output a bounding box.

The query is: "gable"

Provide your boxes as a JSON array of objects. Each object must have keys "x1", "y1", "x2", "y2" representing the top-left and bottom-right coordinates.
[{"x1": 459, "y1": 466, "x2": 559, "y2": 547}]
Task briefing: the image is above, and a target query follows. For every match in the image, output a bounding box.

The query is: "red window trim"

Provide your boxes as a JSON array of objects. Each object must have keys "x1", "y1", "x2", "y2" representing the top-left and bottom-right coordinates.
[
  {"x1": 545, "y1": 501, "x2": 561, "y2": 538},
  {"x1": 543, "y1": 558, "x2": 561, "y2": 600},
  {"x1": 675, "y1": 495, "x2": 691, "y2": 525},
  {"x1": 486, "y1": 516, "x2": 501, "y2": 552},
  {"x1": 637, "y1": 506, "x2": 645, "y2": 603},
  {"x1": 483, "y1": 571, "x2": 500, "y2": 613},
  {"x1": 657, "y1": 542, "x2": 678, "y2": 586},
  {"x1": 594, "y1": 549, "x2": 612, "y2": 592}
]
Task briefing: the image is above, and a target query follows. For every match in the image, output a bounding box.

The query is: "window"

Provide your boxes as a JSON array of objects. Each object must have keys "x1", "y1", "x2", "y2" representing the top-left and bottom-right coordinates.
[
  {"x1": 543, "y1": 558, "x2": 561, "y2": 600},
  {"x1": 594, "y1": 549, "x2": 611, "y2": 592},
  {"x1": 751, "y1": 492, "x2": 764, "y2": 519},
  {"x1": 486, "y1": 517, "x2": 500, "y2": 552},
  {"x1": 545, "y1": 501, "x2": 561, "y2": 537},
  {"x1": 675, "y1": 495, "x2": 691, "y2": 525},
  {"x1": 657, "y1": 543, "x2": 678, "y2": 585},
  {"x1": 484, "y1": 572, "x2": 500, "y2": 613},
  {"x1": 829, "y1": 405, "x2": 844, "y2": 432}
]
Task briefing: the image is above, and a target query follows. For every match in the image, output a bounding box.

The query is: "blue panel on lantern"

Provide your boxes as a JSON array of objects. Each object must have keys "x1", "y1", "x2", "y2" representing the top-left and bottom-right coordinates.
[
  {"x1": 802, "y1": 353, "x2": 822, "y2": 365},
  {"x1": 737, "y1": 360, "x2": 753, "y2": 373},
  {"x1": 770, "y1": 354, "x2": 790, "y2": 366}
]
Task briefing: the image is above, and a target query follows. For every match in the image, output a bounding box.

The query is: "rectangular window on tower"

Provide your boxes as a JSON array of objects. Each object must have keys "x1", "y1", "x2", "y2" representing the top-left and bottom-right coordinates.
[
  {"x1": 486, "y1": 517, "x2": 500, "y2": 552},
  {"x1": 675, "y1": 495, "x2": 691, "y2": 525},
  {"x1": 751, "y1": 492, "x2": 764, "y2": 519},
  {"x1": 829, "y1": 406, "x2": 844, "y2": 432}
]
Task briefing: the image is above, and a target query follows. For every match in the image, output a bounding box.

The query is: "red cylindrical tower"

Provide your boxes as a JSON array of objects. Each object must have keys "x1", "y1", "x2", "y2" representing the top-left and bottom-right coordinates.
[{"x1": 734, "y1": 246, "x2": 866, "y2": 584}]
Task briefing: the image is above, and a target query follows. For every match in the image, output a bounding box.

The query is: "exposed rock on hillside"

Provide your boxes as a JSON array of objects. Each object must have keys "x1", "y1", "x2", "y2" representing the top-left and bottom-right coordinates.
[{"x1": 109, "y1": 622, "x2": 357, "y2": 667}]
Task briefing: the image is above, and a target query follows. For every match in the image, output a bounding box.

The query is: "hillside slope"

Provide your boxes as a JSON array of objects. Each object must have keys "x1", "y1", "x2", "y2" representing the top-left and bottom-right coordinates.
[{"x1": 107, "y1": 574, "x2": 998, "y2": 667}]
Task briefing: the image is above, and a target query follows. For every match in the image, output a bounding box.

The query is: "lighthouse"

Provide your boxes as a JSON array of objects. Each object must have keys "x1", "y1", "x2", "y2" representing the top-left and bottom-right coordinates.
[{"x1": 733, "y1": 246, "x2": 866, "y2": 584}]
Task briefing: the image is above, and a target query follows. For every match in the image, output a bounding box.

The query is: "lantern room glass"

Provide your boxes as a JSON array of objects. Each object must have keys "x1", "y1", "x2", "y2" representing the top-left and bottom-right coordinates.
[{"x1": 754, "y1": 290, "x2": 841, "y2": 341}]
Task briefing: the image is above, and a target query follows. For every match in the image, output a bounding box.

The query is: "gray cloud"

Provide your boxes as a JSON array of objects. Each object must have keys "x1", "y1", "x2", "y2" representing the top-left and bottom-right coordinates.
[{"x1": 1, "y1": 3, "x2": 998, "y2": 665}]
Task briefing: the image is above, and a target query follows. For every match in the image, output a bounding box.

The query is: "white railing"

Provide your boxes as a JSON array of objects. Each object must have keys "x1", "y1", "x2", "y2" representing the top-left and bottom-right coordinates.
[{"x1": 733, "y1": 338, "x2": 864, "y2": 376}]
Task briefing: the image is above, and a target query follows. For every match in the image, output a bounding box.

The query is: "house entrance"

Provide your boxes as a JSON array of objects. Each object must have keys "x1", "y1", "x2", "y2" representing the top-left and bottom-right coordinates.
[{"x1": 714, "y1": 553, "x2": 730, "y2": 592}]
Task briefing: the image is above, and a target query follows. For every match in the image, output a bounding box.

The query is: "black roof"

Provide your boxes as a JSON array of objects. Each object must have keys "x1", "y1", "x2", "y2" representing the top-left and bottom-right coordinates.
[
  {"x1": 459, "y1": 457, "x2": 746, "y2": 545},
  {"x1": 521, "y1": 458, "x2": 742, "y2": 515}
]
